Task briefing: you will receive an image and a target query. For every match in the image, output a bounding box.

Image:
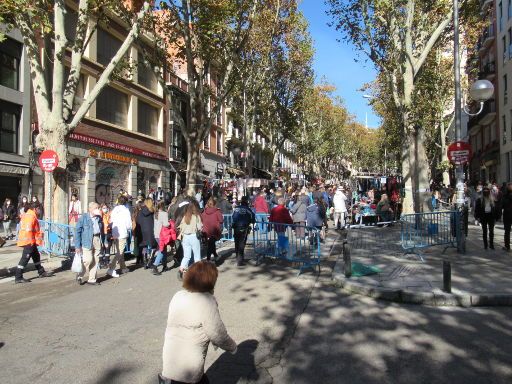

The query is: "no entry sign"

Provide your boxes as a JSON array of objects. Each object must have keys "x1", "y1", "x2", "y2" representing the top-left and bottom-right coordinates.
[
  {"x1": 447, "y1": 141, "x2": 472, "y2": 165},
  {"x1": 38, "y1": 150, "x2": 59, "y2": 172}
]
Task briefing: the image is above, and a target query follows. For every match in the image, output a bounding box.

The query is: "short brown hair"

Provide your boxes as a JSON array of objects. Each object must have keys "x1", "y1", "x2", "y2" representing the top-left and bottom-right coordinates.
[
  {"x1": 183, "y1": 261, "x2": 219, "y2": 293},
  {"x1": 206, "y1": 197, "x2": 216, "y2": 208}
]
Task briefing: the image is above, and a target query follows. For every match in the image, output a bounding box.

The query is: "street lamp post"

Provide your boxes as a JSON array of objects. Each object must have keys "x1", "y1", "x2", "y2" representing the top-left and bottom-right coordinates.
[{"x1": 453, "y1": 0, "x2": 494, "y2": 253}]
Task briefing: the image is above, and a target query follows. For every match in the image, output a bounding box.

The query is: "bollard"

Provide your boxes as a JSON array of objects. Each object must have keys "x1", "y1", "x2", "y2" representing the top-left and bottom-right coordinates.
[
  {"x1": 343, "y1": 241, "x2": 352, "y2": 278},
  {"x1": 443, "y1": 261, "x2": 451, "y2": 293}
]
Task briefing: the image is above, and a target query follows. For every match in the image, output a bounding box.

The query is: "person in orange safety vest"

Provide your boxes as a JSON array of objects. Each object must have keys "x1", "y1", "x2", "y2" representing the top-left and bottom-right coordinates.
[{"x1": 15, "y1": 202, "x2": 54, "y2": 283}]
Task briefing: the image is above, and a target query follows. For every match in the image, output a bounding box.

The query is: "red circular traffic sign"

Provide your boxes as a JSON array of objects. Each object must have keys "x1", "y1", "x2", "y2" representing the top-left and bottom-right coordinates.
[
  {"x1": 447, "y1": 141, "x2": 472, "y2": 165},
  {"x1": 38, "y1": 150, "x2": 59, "y2": 172}
]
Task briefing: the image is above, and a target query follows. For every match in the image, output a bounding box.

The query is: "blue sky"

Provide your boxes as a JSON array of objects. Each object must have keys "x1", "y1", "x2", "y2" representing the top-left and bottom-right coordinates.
[{"x1": 299, "y1": 0, "x2": 380, "y2": 128}]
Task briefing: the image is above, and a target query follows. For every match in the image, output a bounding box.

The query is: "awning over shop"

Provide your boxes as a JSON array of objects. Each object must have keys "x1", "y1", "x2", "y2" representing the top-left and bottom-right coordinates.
[
  {"x1": 226, "y1": 166, "x2": 245, "y2": 176},
  {"x1": 0, "y1": 161, "x2": 30, "y2": 175},
  {"x1": 253, "y1": 167, "x2": 272, "y2": 179}
]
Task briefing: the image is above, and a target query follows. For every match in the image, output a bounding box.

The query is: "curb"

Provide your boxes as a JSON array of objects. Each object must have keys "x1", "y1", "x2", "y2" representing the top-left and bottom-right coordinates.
[
  {"x1": 0, "y1": 257, "x2": 70, "y2": 278},
  {"x1": 332, "y1": 261, "x2": 512, "y2": 307}
]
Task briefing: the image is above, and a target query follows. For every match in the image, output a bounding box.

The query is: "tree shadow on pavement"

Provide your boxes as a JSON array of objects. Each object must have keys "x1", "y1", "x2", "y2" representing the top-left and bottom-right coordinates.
[
  {"x1": 206, "y1": 339, "x2": 259, "y2": 383},
  {"x1": 93, "y1": 364, "x2": 136, "y2": 384},
  {"x1": 268, "y1": 279, "x2": 512, "y2": 384}
]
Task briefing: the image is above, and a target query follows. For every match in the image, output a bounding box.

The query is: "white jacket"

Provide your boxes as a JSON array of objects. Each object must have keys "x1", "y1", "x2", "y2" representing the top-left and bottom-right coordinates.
[
  {"x1": 162, "y1": 290, "x2": 236, "y2": 383},
  {"x1": 109, "y1": 204, "x2": 132, "y2": 239},
  {"x1": 333, "y1": 191, "x2": 348, "y2": 213}
]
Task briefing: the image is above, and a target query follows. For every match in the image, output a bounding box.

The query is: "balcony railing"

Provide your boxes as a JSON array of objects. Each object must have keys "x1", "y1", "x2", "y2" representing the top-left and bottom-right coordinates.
[
  {"x1": 479, "y1": 61, "x2": 496, "y2": 78},
  {"x1": 170, "y1": 146, "x2": 184, "y2": 161}
]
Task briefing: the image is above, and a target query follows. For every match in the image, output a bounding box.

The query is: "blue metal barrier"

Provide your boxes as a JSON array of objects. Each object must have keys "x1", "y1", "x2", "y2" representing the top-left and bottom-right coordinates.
[
  {"x1": 401, "y1": 210, "x2": 458, "y2": 258},
  {"x1": 252, "y1": 221, "x2": 321, "y2": 275},
  {"x1": 221, "y1": 214, "x2": 234, "y2": 242},
  {"x1": 38, "y1": 220, "x2": 75, "y2": 258}
]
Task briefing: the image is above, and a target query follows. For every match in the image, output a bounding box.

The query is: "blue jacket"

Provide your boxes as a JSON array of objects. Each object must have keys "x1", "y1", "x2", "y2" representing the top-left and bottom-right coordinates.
[
  {"x1": 75, "y1": 214, "x2": 104, "y2": 249},
  {"x1": 232, "y1": 204, "x2": 255, "y2": 229},
  {"x1": 306, "y1": 203, "x2": 325, "y2": 228}
]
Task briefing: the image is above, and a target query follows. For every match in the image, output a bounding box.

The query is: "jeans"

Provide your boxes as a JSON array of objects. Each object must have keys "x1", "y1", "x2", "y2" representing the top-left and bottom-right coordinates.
[
  {"x1": 3, "y1": 220, "x2": 13, "y2": 237},
  {"x1": 256, "y1": 214, "x2": 268, "y2": 233},
  {"x1": 154, "y1": 238, "x2": 168, "y2": 266},
  {"x1": 180, "y1": 234, "x2": 201, "y2": 269}
]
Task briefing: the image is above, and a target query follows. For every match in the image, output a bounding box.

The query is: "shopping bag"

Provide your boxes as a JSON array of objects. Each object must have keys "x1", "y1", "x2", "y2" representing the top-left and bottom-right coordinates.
[{"x1": 71, "y1": 252, "x2": 83, "y2": 273}]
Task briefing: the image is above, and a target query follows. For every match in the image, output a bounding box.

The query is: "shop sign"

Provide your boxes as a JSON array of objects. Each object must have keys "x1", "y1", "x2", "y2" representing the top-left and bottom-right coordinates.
[
  {"x1": 70, "y1": 133, "x2": 167, "y2": 161},
  {"x1": 216, "y1": 163, "x2": 224, "y2": 174},
  {"x1": 89, "y1": 149, "x2": 138, "y2": 165},
  {"x1": 38, "y1": 150, "x2": 59, "y2": 172}
]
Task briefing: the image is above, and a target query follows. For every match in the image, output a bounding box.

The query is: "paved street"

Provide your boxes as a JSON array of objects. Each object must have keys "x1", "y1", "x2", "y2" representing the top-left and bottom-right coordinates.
[{"x1": 1, "y1": 232, "x2": 512, "y2": 384}]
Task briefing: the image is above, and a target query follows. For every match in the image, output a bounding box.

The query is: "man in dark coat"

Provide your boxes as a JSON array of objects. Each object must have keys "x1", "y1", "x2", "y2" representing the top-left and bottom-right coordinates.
[{"x1": 502, "y1": 183, "x2": 512, "y2": 252}]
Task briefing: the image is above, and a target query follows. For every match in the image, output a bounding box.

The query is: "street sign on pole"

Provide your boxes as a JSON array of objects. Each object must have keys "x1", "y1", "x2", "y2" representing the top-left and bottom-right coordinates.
[
  {"x1": 38, "y1": 150, "x2": 59, "y2": 172},
  {"x1": 447, "y1": 141, "x2": 472, "y2": 165}
]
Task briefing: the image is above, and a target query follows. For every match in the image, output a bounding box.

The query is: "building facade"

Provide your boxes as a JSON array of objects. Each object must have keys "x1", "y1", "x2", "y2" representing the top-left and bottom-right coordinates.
[
  {"x1": 0, "y1": 28, "x2": 33, "y2": 206},
  {"x1": 497, "y1": 0, "x2": 512, "y2": 182},
  {"x1": 32, "y1": 4, "x2": 170, "y2": 210},
  {"x1": 468, "y1": 0, "x2": 500, "y2": 184}
]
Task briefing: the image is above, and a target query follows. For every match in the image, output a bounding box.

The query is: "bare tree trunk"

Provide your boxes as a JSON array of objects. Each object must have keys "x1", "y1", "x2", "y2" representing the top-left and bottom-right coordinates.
[
  {"x1": 415, "y1": 126, "x2": 430, "y2": 213},
  {"x1": 440, "y1": 120, "x2": 450, "y2": 185},
  {"x1": 401, "y1": 111, "x2": 414, "y2": 214},
  {"x1": 185, "y1": 139, "x2": 201, "y2": 196}
]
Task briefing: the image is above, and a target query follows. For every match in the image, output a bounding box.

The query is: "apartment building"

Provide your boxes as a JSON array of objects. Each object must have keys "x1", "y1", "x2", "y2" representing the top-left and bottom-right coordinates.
[
  {"x1": 468, "y1": 0, "x2": 500, "y2": 184},
  {"x1": 497, "y1": 0, "x2": 512, "y2": 182},
  {"x1": 34, "y1": 3, "x2": 171, "y2": 207},
  {"x1": 0, "y1": 28, "x2": 32, "y2": 205}
]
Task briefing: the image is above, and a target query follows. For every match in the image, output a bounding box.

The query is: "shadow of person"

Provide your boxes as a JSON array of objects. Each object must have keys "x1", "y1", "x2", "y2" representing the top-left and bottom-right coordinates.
[{"x1": 205, "y1": 339, "x2": 259, "y2": 383}]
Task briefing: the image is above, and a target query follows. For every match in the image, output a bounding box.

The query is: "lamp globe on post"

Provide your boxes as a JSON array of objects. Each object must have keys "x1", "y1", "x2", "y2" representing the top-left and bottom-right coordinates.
[{"x1": 468, "y1": 80, "x2": 494, "y2": 115}]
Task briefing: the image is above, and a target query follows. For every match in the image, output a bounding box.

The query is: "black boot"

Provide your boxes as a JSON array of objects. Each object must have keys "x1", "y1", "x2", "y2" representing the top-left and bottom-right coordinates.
[
  {"x1": 38, "y1": 269, "x2": 54, "y2": 278},
  {"x1": 14, "y1": 267, "x2": 29, "y2": 283},
  {"x1": 151, "y1": 265, "x2": 161, "y2": 275}
]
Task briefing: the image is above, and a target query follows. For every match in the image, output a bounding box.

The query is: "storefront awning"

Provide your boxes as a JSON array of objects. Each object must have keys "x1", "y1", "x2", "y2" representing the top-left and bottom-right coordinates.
[
  {"x1": 0, "y1": 161, "x2": 30, "y2": 175},
  {"x1": 226, "y1": 166, "x2": 245, "y2": 176},
  {"x1": 253, "y1": 167, "x2": 272, "y2": 179}
]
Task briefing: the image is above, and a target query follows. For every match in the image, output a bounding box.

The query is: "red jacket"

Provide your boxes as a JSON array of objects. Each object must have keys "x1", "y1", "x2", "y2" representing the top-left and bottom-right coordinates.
[
  {"x1": 253, "y1": 195, "x2": 269, "y2": 214},
  {"x1": 201, "y1": 207, "x2": 224, "y2": 240},
  {"x1": 159, "y1": 219, "x2": 177, "y2": 252},
  {"x1": 269, "y1": 205, "x2": 293, "y2": 233}
]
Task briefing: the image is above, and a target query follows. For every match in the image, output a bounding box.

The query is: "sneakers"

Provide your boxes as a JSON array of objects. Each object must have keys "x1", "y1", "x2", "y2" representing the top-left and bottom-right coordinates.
[
  {"x1": 107, "y1": 269, "x2": 119, "y2": 278},
  {"x1": 121, "y1": 268, "x2": 129, "y2": 274},
  {"x1": 151, "y1": 265, "x2": 161, "y2": 275}
]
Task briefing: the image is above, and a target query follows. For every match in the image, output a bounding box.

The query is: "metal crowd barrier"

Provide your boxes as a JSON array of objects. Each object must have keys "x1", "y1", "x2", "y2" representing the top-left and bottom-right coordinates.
[
  {"x1": 220, "y1": 214, "x2": 234, "y2": 242},
  {"x1": 401, "y1": 210, "x2": 458, "y2": 258},
  {"x1": 252, "y1": 221, "x2": 321, "y2": 275},
  {"x1": 220, "y1": 213, "x2": 270, "y2": 243},
  {"x1": 38, "y1": 220, "x2": 75, "y2": 258}
]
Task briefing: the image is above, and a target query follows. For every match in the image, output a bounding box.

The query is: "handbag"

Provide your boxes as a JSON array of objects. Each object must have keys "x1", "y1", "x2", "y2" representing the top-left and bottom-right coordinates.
[{"x1": 71, "y1": 252, "x2": 83, "y2": 273}]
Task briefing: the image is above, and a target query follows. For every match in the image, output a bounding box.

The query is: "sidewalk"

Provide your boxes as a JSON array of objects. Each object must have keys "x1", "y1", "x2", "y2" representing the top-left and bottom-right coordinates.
[
  {"x1": 332, "y1": 223, "x2": 512, "y2": 306},
  {"x1": 0, "y1": 240, "x2": 65, "y2": 278}
]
